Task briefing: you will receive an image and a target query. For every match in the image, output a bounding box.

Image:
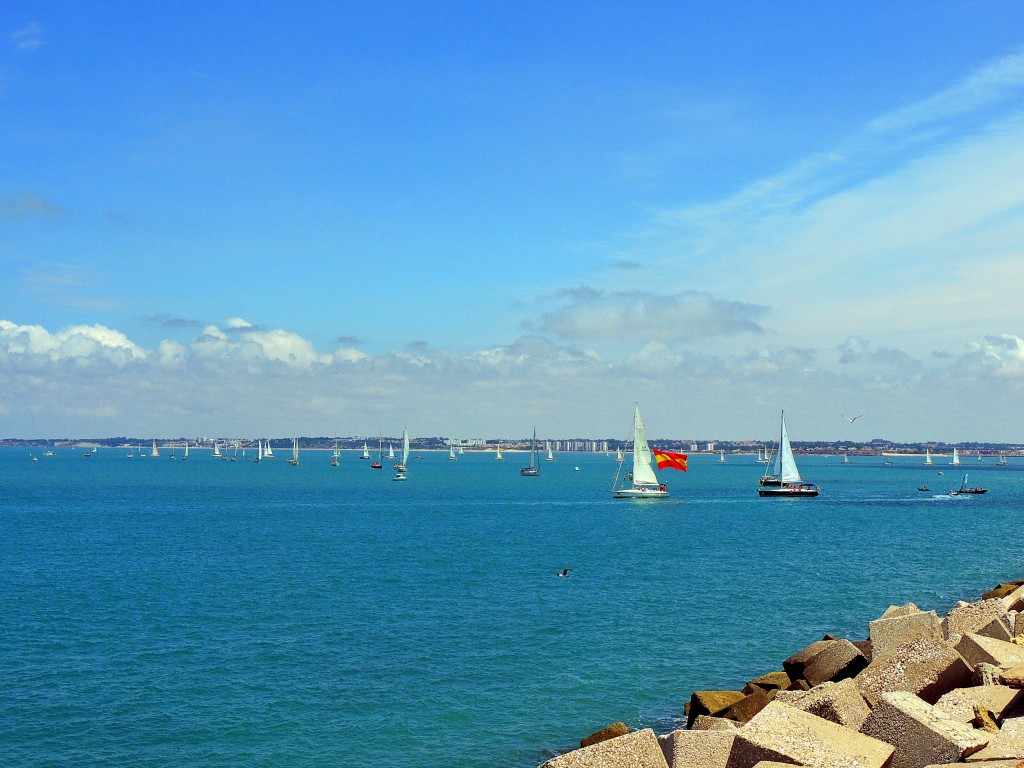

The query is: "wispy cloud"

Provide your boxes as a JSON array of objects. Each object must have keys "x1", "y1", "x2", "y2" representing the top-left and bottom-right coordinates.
[
  {"x1": 537, "y1": 288, "x2": 769, "y2": 342},
  {"x1": 20, "y1": 262, "x2": 120, "y2": 311},
  {"x1": 10, "y1": 22, "x2": 45, "y2": 51},
  {"x1": 0, "y1": 192, "x2": 63, "y2": 219}
]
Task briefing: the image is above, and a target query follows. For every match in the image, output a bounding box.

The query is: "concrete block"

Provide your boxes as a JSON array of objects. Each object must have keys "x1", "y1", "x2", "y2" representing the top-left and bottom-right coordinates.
[
  {"x1": 882, "y1": 602, "x2": 923, "y2": 619},
  {"x1": 1000, "y1": 663, "x2": 1024, "y2": 687},
  {"x1": 978, "y1": 616, "x2": 1015, "y2": 643},
  {"x1": 688, "y1": 715, "x2": 738, "y2": 732},
  {"x1": 944, "y1": 598, "x2": 1010, "y2": 641},
  {"x1": 730, "y1": 701, "x2": 893, "y2": 768},
  {"x1": 1001, "y1": 583, "x2": 1024, "y2": 611},
  {"x1": 956, "y1": 632, "x2": 1024, "y2": 669},
  {"x1": 869, "y1": 609, "x2": 942, "y2": 657},
  {"x1": 657, "y1": 730, "x2": 735, "y2": 768},
  {"x1": 856, "y1": 636, "x2": 973, "y2": 705},
  {"x1": 983, "y1": 581, "x2": 1024, "y2": 601},
  {"x1": 581, "y1": 723, "x2": 631, "y2": 748},
  {"x1": 934, "y1": 684, "x2": 1024, "y2": 723},
  {"x1": 782, "y1": 639, "x2": 833, "y2": 681},
  {"x1": 861, "y1": 691, "x2": 989, "y2": 768},
  {"x1": 726, "y1": 689, "x2": 775, "y2": 724},
  {"x1": 746, "y1": 671, "x2": 790, "y2": 691},
  {"x1": 686, "y1": 691, "x2": 745, "y2": 728},
  {"x1": 541, "y1": 728, "x2": 669, "y2": 768},
  {"x1": 926, "y1": 761, "x2": 1024, "y2": 768},
  {"x1": 803, "y1": 639, "x2": 868, "y2": 687},
  {"x1": 964, "y1": 716, "x2": 1024, "y2": 761},
  {"x1": 773, "y1": 678, "x2": 871, "y2": 730}
]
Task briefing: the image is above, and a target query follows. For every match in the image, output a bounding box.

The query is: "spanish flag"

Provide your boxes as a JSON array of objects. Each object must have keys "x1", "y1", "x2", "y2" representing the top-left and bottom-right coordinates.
[{"x1": 652, "y1": 449, "x2": 688, "y2": 472}]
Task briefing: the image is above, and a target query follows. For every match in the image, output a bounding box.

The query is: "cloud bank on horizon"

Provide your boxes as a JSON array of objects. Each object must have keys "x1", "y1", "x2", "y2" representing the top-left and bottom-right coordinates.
[{"x1": 2, "y1": 7, "x2": 1023, "y2": 441}]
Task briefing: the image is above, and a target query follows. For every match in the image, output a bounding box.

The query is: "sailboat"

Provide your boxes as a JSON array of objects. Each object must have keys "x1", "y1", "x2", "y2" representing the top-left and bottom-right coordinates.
[
  {"x1": 448, "y1": 444, "x2": 458, "y2": 461},
  {"x1": 331, "y1": 439, "x2": 340, "y2": 467},
  {"x1": 288, "y1": 437, "x2": 299, "y2": 466},
  {"x1": 264, "y1": 440, "x2": 275, "y2": 459},
  {"x1": 924, "y1": 448, "x2": 932, "y2": 465},
  {"x1": 520, "y1": 428, "x2": 540, "y2": 476},
  {"x1": 997, "y1": 453, "x2": 1008, "y2": 466},
  {"x1": 360, "y1": 442, "x2": 371, "y2": 460},
  {"x1": 231, "y1": 441, "x2": 238, "y2": 462},
  {"x1": 718, "y1": 449, "x2": 727, "y2": 463},
  {"x1": 393, "y1": 428, "x2": 410, "y2": 480},
  {"x1": 495, "y1": 444, "x2": 504, "y2": 460},
  {"x1": 758, "y1": 411, "x2": 819, "y2": 497},
  {"x1": 842, "y1": 451, "x2": 851, "y2": 465},
  {"x1": 212, "y1": 442, "x2": 222, "y2": 459},
  {"x1": 950, "y1": 447, "x2": 960, "y2": 466},
  {"x1": 151, "y1": 439, "x2": 160, "y2": 458},
  {"x1": 182, "y1": 442, "x2": 189, "y2": 460},
  {"x1": 755, "y1": 446, "x2": 770, "y2": 464},
  {"x1": 254, "y1": 439, "x2": 263, "y2": 463},
  {"x1": 387, "y1": 442, "x2": 396, "y2": 461},
  {"x1": 371, "y1": 436, "x2": 383, "y2": 469},
  {"x1": 948, "y1": 473, "x2": 987, "y2": 495},
  {"x1": 544, "y1": 440, "x2": 555, "y2": 462},
  {"x1": 610, "y1": 405, "x2": 666, "y2": 498},
  {"x1": 615, "y1": 447, "x2": 624, "y2": 463}
]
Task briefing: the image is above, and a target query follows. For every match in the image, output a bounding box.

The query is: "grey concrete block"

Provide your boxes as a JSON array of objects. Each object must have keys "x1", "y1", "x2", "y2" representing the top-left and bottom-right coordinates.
[
  {"x1": 856, "y1": 636, "x2": 973, "y2": 705},
  {"x1": 541, "y1": 728, "x2": 669, "y2": 768},
  {"x1": 773, "y1": 678, "x2": 871, "y2": 730},
  {"x1": 934, "y1": 684, "x2": 1024, "y2": 723},
  {"x1": 869, "y1": 609, "x2": 942, "y2": 657},
  {"x1": 657, "y1": 730, "x2": 735, "y2": 768},
  {"x1": 955, "y1": 633, "x2": 1024, "y2": 669}
]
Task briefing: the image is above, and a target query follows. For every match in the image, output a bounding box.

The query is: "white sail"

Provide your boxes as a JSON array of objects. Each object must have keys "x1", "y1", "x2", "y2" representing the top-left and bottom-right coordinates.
[
  {"x1": 495, "y1": 444, "x2": 504, "y2": 460},
  {"x1": 777, "y1": 411, "x2": 802, "y2": 484},
  {"x1": 183, "y1": 442, "x2": 189, "y2": 459},
  {"x1": 449, "y1": 445, "x2": 457, "y2": 460},
  {"x1": 402, "y1": 428, "x2": 410, "y2": 466},
  {"x1": 387, "y1": 442, "x2": 396, "y2": 459},
  {"x1": 951, "y1": 447, "x2": 960, "y2": 465},
  {"x1": 212, "y1": 442, "x2": 221, "y2": 457},
  {"x1": 631, "y1": 405, "x2": 660, "y2": 487},
  {"x1": 151, "y1": 439, "x2": 160, "y2": 458},
  {"x1": 545, "y1": 440, "x2": 555, "y2": 461},
  {"x1": 264, "y1": 440, "x2": 275, "y2": 458},
  {"x1": 925, "y1": 448, "x2": 932, "y2": 465}
]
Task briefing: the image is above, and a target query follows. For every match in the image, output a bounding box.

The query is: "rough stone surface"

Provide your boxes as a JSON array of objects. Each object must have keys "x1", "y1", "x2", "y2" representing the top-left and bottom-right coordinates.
[
  {"x1": 803, "y1": 639, "x2": 868, "y2": 687},
  {"x1": 934, "y1": 684, "x2": 1024, "y2": 723},
  {"x1": 860, "y1": 690, "x2": 990, "y2": 768},
  {"x1": 730, "y1": 701, "x2": 894, "y2": 768},
  {"x1": 581, "y1": 723, "x2": 631, "y2": 749},
  {"x1": 1001, "y1": 583, "x2": 1024, "y2": 611},
  {"x1": 978, "y1": 616, "x2": 1016, "y2": 643},
  {"x1": 747, "y1": 671, "x2": 791, "y2": 691},
  {"x1": 689, "y1": 715, "x2": 739, "y2": 732},
  {"x1": 773, "y1": 678, "x2": 872, "y2": 730},
  {"x1": 882, "y1": 603, "x2": 923, "y2": 619},
  {"x1": 856, "y1": 636, "x2": 974, "y2": 705},
  {"x1": 686, "y1": 691, "x2": 745, "y2": 728},
  {"x1": 782, "y1": 640, "x2": 834, "y2": 681},
  {"x1": 1016, "y1": 612, "x2": 1024, "y2": 639},
  {"x1": 541, "y1": 729, "x2": 669, "y2": 768},
  {"x1": 956, "y1": 632, "x2": 1024, "y2": 669},
  {"x1": 869, "y1": 609, "x2": 943, "y2": 657},
  {"x1": 944, "y1": 599, "x2": 1011, "y2": 641},
  {"x1": 927, "y1": 762, "x2": 1024, "y2": 768},
  {"x1": 657, "y1": 730, "x2": 735, "y2": 768},
  {"x1": 983, "y1": 581, "x2": 1024, "y2": 601},
  {"x1": 964, "y1": 716, "x2": 1024, "y2": 761},
  {"x1": 1001, "y1": 663, "x2": 1024, "y2": 687},
  {"x1": 727, "y1": 689, "x2": 776, "y2": 724}
]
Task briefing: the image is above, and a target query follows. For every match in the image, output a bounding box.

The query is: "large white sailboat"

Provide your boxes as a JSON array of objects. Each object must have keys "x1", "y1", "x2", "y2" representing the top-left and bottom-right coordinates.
[
  {"x1": 758, "y1": 410, "x2": 819, "y2": 497},
  {"x1": 393, "y1": 428, "x2": 410, "y2": 480},
  {"x1": 520, "y1": 428, "x2": 540, "y2": 476},
  {"x1": 611, "y1": 405, "x2": 667, "y2": 498}
]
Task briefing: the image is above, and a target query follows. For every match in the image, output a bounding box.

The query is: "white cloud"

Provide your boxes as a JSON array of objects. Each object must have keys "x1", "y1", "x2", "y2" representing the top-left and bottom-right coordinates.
[
  {"x1": 10, "y1": 22, "x2": 45, "y2": 51},
  {"x1": 960, "y1": 334, "x2": 1024, "y2": 379},
  {"x1": 0, "y1": 320, "x2": 148, "y2": 365}
]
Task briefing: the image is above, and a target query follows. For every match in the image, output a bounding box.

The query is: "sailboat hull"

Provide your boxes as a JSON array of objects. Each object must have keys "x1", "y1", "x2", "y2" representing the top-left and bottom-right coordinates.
[
  {"x1": 758, "y1": 483, "x2": 819, "y2": 497},
  {"x1": 612, "y1": 486, "x2": 668, "y2": 499}
]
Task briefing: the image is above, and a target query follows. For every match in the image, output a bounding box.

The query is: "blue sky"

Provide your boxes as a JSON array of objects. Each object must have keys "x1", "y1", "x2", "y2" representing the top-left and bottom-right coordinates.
[{"x1": 3, "y1": 2, "x2": 1024, "y2": 442}]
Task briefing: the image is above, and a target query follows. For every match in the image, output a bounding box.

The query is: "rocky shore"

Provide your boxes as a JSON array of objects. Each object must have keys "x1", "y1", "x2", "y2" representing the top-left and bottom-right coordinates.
[{"x1": 538, "y1": 579, "x2": 1024, "y2": 768}]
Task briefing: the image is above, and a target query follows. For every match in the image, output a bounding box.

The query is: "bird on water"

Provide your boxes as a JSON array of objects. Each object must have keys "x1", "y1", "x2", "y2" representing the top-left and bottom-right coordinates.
[{"x1": 556, "y1": 569, "x2": 572, "y2": 578}]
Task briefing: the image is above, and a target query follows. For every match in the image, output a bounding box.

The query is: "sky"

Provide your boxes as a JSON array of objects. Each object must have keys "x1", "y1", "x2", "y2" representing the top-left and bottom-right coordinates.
[{"x1": 2, "y1": 1, "x2": 1024, "y2": 442}]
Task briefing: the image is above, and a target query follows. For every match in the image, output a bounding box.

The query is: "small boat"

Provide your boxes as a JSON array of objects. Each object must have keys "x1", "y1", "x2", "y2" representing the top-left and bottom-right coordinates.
[
  {"x1": 263, "y1": 440, "x2": 275, "y2": 459},
  {"x1": 331, "y1": 439, "x2": 340, "y2": 467},
  {"x1": 924, "y1": 448, "x2": 932, "y2": 465},
  {"x1": 254, "y1": 439, "x2": 263, "y2": 463},
  {"x1": 520, "y1": 428, "x2": 540, "y2": 476},
  {"x1": 393, "y1": 428, "x2": 410, "y2": 474},
  {"x1": 884, "y1": 459, "x2": 894, "y2": 466},
  {"x1": 448, "y1": 444, "x2": 458, "y2": 461},
  {"x1": 758, "y1": 411, "x2": 819, "y2": 498},
  {"x1": 917, "y1": 486, "x2": 930, "y2": 492},
  {"x1": 360, "y1": 442, "x2": 371, "y2": 460},
  {"x1": 182, "y1": 442, "x2": 189, "y2": 461},
  {"x1": 611, "y1": 405, "x2": 669, "y2": 498},
  {"x1": 43, "y1": 450, "x2": 56, "y2": 457},
  {"x1": 371, "y1": 437, "x2": 383, "y2": 469},
  {"x1": 615, "y1": 447, "x2": 624, "y2": 463},
  {"x1": 387, "y1": 442, "x2": 396, "y2": 461},
  {"x1": 288, "y1": 436, "x2": 299, "y2": 466},
  {"x1": 842, "y1": 452, "x2": 851, "y2": 465},
  {"x1": 948, "y1": 473, "x2": 987, "y2": 496},
  {"x1": 997, "y1": 453, "x2": 1008, "y2": 466},
  {"x1": 950, "y1": 447, "x2": 960, "y2": 466},
  {"x1": 495, "y1": 444, "x2": 504, "y2": 460},
  {"x1": 212, "y1": 442, "x2": 222, "y2": 459},
  {"x1": 545, "y1": 440, "x2": 555, "y2": 462},
  {"x1": 718, "y1": 449, "x2": 726, "y2": 463},
  {"x1": 150, "y1": 439, "x2": 160, "y2": 458},
  {"x1": 755, "y1": 446, "x2": 770, "y2": 464}
]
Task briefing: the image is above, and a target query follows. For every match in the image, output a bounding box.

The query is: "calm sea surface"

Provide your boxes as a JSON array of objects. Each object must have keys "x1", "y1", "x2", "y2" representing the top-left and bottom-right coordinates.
[{"x1": 2, "y1": 446, "x2": 1023, "y2": 767}]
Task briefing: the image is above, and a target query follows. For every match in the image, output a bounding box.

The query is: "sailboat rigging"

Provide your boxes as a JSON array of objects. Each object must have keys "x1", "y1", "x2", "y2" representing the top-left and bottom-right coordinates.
[
  {"x1": 610, "y1": 405, "x2": 669, "y2": 498},
  {"x1": 393, "y1": 428, "x2": 410, "y2": 480},
  {"x1": 520, "y1": 429, "x2": 540, "y2": 476},
  {"x1": 757, "y1": 410, "x2": 819, "y2": 497}
]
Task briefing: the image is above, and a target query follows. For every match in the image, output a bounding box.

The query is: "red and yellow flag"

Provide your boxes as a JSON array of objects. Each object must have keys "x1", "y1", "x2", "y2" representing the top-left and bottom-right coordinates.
[{"x1": 652, "y1": 449, "x2": 688, "y2": 472}]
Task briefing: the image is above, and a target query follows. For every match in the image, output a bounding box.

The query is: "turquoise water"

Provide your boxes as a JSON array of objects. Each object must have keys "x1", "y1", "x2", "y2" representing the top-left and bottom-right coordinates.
[{"x1": 2, "y1": 447, "x2": 1022, "y2": 767}]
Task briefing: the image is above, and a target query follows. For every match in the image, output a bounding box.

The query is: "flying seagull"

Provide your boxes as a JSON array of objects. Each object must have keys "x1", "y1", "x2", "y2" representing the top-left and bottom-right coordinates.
[
  {"x1": 842, "y1": 414, "x2": 863, "y2": 423},
  {"x1": 556, "y1": 568, "x2": 572, "y2": 578}
]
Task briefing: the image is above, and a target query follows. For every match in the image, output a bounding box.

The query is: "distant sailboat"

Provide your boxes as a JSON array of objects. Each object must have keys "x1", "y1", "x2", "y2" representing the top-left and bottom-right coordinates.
[
  {"x1": 371, "y1": 436, "x2": 383, "y2": 469},
  {"x1": 448, "y1": 444, "x2": 458, "y2": 461},
  {"x1": 998, "y1": 452, "x2": 1008, "y2": 466},
  {"x1": 288, "y1": 437, "x2": 299, "y2": 466},
  {"x1": 924, "y1": 448, "x2": 932, "y2": 465},
  {"x1": 758, "y1": 410, "x2": 819, "y2": 497},
  {"x1": 387, "y1": 442, "x2": 396, "y2": 460},
  {"x1": 151, "y1": 439, "x2": 160, "y2": 458},
  {"x1": 610, "y1": 405, "x2": 666, "y2": 498},
  {"x1": 182, "y1": 442, "x2": 189, "y2": 460},
  {"x1": 332, "y1": 439, "x2": 340, "y2": 467},
  {"x1": 393, "y1": 428, "x2": 410, "y2": 480},
  {"x1": 520, "y1": 428, "x2": 540, "y2": 476},
  {"x1": 264, "y1": 440, "x2": 275, "y2": 459},
  {"x1": 950, "y1": 447, "x2": 960, "y2": 466},
  {"x1": 360, "y1": 442, "x2": 371, "y2": 460},
  {"x1": 495, "y1": 444, "x2": 504, "y2": 460},
  {"x1": 842, "y1": 451, "x2": 851, "y2": 465},
  {"x1": 718, "y1": 449, "x2": 726, "y2": 463},
  {"x1": 615, "y1": 447, "x2": 624, "y2": 463},
  {"x1": 545, "y1": 440, "x2": 555, "y2": 462},
  {"x1": 212, "y1": 442, "x2": 222, "y2": 459},
  {"x1": 254, "y1": 439, "x2": 263, "y2": 463}
]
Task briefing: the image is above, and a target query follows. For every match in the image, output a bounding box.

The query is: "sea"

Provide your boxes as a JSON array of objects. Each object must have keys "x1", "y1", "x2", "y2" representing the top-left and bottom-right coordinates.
[{"x1": 2, "y1": 446, "x2": 1023, "y2": 768}]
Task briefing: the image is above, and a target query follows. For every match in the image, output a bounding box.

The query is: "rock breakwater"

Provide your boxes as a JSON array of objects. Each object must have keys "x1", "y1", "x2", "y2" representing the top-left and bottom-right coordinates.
[{"x1": 538, "y1": 579, "x2": 1024, "y2": 768}]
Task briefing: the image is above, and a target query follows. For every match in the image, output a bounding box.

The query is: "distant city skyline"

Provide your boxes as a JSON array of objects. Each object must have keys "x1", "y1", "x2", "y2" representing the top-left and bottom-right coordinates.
[{"x1": 3, "y1": 4, "x2": 1024, "y2": 441}]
